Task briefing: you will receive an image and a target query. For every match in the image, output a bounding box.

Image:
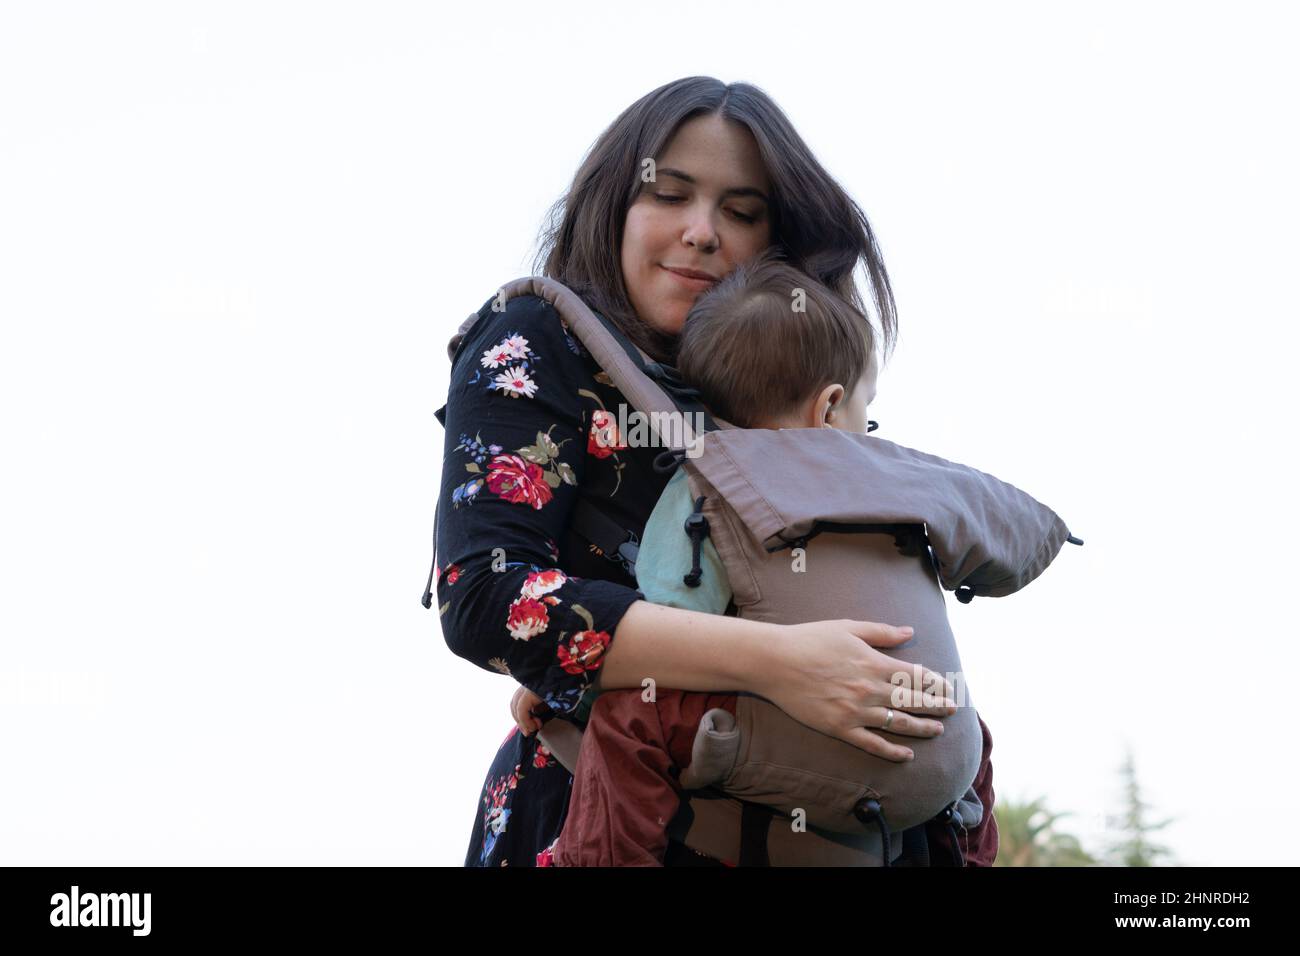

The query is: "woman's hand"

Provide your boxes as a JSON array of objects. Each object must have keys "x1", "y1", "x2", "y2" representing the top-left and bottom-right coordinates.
[
  {"x1": 510, "y1": 685, "x2": 547, "y2": 737},
  {"x1": 753, "y1": 619, "x2": 957, "y2": 762}
]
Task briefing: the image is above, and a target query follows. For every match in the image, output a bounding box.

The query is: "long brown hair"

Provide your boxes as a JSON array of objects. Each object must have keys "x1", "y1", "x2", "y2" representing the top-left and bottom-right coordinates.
[{"x1": 533, "y1": 76, "x2": 899, "y2": 367}]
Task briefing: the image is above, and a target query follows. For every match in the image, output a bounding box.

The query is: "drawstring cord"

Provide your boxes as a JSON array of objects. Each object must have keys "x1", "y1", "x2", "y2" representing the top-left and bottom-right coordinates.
[
  {"x1": 853, "y1": 798, "x2": 971, "y2": 866},
  {"x1": 932, "y1": 802, "x2": 967, "y2": 866},
  {"x1": 853, "y1": 798, "x2": 892, "y2": 867}
]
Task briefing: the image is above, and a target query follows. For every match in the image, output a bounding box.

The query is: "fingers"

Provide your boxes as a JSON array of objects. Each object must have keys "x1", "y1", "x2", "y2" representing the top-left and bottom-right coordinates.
[
  {"x1": 864, "y1": 706, "x2": 945, "y2": 739},
  {"x1": 511, "y1": 704, "x2": 531, "y2": 734},
  {"x1": 850, "y1": 620, "x2": 915, "y2": 647},
  {"x1": 510, "y1": 686, "x2": 543, "y2": 736},
  {"x1": 527, "y1": 700, "x2": 553, "y2": 721},
  {"x1": 839, "y1": 726, "x2": 915, "y2": 763},
  {"x1": 888, "y1": 688, "x2": 957, "y2": 715},
  {"x1": 920, "y1": 667, "x2": 955, "y2": 701},
  {"x1": 882, "y1": 662, "x2": 955, "y2": 711},
  {"x1": 514, "y1": 711, "x2": 542, "y2": 736},
  {"x1": 839, "y1": 706, "x2": 947, "y2": 759},
  {"x1": 516, "y1": 695, "x2": 552, "y2": 737}
]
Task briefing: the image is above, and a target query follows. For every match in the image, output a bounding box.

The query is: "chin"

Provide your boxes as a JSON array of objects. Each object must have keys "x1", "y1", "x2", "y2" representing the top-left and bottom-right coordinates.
[
  {"x1": 661, "y1": 313, "x2": 688, "y2": 337},
  {"x1": 643, "y1": 306, "x2": 685, "y2": 338}
]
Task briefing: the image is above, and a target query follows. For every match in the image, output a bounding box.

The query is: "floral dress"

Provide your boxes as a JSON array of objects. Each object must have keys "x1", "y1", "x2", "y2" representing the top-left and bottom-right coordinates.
[
  {"x1": 432, "y1": 292, "x2": 674, "y2": 867},
  {"x1": 431, "y1": 290, "x2": 1002, "y2": 867}
]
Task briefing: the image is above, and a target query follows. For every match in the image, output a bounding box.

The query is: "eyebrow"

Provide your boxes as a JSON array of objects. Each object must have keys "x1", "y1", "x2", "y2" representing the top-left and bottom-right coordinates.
[{"x1": 657, "y1": 167, "x2": 769, "y2": 203}]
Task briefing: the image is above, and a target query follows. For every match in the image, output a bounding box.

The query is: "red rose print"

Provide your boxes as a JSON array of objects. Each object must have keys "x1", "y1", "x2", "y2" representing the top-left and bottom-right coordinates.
[
  {"x1": 556, "y1": 629, "x2": 610, "y2": 675},
  {"x1": 587, "y1": 409, "x2": 626, "y2": 459},
  {"x1": 487, "y1": 454, "x2": 553, "y2": 509},
  {"x1": 520, "y1": 568, "x2": 567, "y2": 600},
  {"x1": 507, "y1": 596, "x2": 550, "y2": 640}
]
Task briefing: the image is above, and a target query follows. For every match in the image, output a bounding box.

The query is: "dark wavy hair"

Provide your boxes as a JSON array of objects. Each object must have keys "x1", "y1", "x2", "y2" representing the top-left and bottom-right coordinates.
[{"x1": 532, "y1": 76, "x2": 898, "y2": 366}]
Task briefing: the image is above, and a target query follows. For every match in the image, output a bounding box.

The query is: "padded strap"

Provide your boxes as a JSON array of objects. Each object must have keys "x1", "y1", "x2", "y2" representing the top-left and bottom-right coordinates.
[{"x1": 569, "y1": 497, "x2": 640, "y2": 579}]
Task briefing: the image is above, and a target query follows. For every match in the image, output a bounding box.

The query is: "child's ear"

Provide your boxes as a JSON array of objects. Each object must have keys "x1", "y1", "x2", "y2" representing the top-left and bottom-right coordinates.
[{"x1": 821, "y1": 384, "x2": 846, "y2": 424}]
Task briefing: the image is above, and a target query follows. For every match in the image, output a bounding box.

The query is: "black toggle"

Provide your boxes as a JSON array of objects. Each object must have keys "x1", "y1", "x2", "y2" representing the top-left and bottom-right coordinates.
[
  {"x1": 683, "y1": 497, "x2": 711, "y2": 587},
  {"x1": 653, "y1": 448, "x2": 689, "y2": 474}
]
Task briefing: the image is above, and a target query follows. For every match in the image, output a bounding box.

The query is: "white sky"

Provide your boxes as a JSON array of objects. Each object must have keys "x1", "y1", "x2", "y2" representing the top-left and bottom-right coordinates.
[{"x1": 1, "y1": 0, "x2": 1296, "y2": 866}]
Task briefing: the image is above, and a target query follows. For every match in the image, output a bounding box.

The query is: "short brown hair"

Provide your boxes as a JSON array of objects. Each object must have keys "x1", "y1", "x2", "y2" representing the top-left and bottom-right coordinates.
[{"x1": 674, "y1": 249, "x2": 874, "y2": 428}]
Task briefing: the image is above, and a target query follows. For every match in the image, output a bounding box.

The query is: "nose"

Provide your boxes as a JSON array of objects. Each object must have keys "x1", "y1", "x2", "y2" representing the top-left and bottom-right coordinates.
[{"x1": 681, "y1": 204, "x2": 719, "y2": 253}]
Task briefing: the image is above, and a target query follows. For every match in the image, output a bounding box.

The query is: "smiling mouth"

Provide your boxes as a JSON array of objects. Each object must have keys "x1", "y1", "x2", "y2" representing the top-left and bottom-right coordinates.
[{"x1": 661, "y1": 265, "x2": 718, "y2": 286}]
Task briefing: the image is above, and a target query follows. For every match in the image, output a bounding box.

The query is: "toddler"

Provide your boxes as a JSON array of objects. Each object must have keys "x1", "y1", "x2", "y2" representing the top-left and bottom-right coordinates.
[{"x1": 516, "y1": 252, "x2": 978, "y2": 866}]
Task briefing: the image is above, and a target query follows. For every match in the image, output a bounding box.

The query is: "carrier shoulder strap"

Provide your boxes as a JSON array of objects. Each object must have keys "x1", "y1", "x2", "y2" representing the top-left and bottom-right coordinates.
[
  {"x1": 497, "y1": 276, "x2": 724, "y2": 444},
  {"x1": 424, "y1": 276, "x2": 733, "y2": 608}
]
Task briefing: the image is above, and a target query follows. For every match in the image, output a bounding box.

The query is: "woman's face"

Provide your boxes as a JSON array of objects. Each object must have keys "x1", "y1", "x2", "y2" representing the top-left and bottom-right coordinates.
[{"x1": 620, "y1": 112, "x2": 773, "y2": 337}]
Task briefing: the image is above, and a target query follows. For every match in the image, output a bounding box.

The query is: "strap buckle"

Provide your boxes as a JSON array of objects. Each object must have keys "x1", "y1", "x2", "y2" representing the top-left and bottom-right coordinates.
[{"x1": 615, "y1": 534, "x2": 640, "y2": 578}]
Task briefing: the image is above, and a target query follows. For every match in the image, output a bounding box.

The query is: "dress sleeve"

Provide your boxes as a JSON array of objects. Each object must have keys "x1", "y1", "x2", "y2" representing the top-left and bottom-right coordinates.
[{"x1": 433, "y1": 294, "x2": 646, "y2": 716}]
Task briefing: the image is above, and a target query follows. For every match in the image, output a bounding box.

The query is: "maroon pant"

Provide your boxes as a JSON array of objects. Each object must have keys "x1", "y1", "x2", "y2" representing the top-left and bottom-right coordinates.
[
  {"x1": 552, "y1": 687, "x2": 998, "y2": 867},
  {"x1": 552, "y1": 687, "x2": 738, "y2": 867},
  {"x1": 926, "y1": 713, "x2": 998, "y2": 866}
]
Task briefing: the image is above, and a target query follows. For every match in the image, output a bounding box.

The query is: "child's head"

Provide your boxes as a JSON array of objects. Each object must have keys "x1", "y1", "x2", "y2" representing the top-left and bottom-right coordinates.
[{"x1": 673, "y1": 248, "x2": 877, "y2": 432}]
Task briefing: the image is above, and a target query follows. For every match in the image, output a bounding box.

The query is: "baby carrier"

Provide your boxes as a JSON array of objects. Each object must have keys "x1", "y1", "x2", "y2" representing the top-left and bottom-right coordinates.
[{"x1": 425, "y1": 276, "x2": 1083, "y2": 867}]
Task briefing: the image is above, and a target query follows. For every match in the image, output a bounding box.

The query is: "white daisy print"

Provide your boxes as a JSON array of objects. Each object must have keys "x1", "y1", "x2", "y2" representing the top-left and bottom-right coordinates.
[
  {"x1": 491, "y1": 366, "x2": 538, "y2": 399},
  {"x1": 480, "y1": 334, "x2": 532, "y2": 369},
  {"x1": 502, "y1": 334, "x2": 531, "y2": 358}
]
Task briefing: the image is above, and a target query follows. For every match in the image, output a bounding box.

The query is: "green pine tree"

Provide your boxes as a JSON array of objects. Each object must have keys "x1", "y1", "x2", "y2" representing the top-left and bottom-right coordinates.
[{"x1": 1105, "y1": 747, "x2": 1176, "y2": 867}]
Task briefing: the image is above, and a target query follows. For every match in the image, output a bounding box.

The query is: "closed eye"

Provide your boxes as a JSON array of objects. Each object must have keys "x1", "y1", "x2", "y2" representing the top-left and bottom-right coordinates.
[{"x1": 656, "y1": 193, "x2": 758, "y2": 224}]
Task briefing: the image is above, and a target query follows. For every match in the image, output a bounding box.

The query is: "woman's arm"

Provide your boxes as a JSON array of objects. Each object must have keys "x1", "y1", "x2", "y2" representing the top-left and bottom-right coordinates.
[
  {"x1": 435, "y1": 294, "x2": 647, "y2": 716},
  {"x1": 434, "y1": 293, "x2": 954, "y2": 755},
  {"x1": 598, "y1": 471, "x2": 957, "y2": 760},
  {"x1": 595, "y1": 598, "x2": 780, "y2": 693},
  {"x1": 599, "y1": 601, "x2": 956, "y2": 762}
]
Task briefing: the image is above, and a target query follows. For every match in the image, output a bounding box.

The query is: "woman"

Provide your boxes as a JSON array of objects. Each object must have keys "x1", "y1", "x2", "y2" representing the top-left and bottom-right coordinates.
[{"x1": 430, "y1": 76, "x2": 998, "y2": 866}]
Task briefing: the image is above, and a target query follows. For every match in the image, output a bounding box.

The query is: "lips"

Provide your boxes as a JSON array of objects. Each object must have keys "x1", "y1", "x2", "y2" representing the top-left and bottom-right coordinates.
[{"x1": 661, "y1": 265, "x2": 719, "y2": 287}]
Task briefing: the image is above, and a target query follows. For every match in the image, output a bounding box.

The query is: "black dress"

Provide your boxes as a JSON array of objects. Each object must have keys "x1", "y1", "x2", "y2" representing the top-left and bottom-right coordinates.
[{"x1": 432, "y1": 291, "x2": 682, "y2": 866}]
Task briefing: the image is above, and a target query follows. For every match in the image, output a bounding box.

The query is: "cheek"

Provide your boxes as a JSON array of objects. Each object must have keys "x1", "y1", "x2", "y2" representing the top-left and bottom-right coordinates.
[
  {"x1": 622, "y1": 205, "x2": 656, "y2": 252},
  {"x1": 734, "y1": 224, "x2": 773, "y2": 262},
  {"x1": 621, "y1": 211, "x2": 648, "y2": 271},
  {"x1": 622, "y1": 207, "x2": 669, "y2": 296}
]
